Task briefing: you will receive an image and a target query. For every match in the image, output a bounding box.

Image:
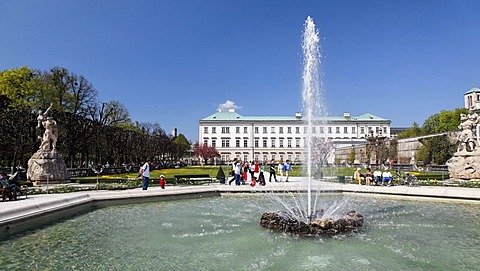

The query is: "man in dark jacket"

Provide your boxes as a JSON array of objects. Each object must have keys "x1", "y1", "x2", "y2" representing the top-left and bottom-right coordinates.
[{"x1": 268, "y1": 160, "x2": 277, "y2": 182}]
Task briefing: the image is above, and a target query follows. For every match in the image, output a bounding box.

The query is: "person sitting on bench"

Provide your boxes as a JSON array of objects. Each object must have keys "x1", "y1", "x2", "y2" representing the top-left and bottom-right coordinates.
[
  {"x1": 1, "y1": 173, "x2": 19, "y2": 200},
  {"x1": 382, "y1": 170, "x2": 393, "y2": 186}
]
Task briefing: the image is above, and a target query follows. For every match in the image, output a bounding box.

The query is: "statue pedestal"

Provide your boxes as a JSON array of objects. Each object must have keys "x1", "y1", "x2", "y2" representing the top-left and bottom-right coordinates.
[
  {"x1": 447, "y1": 149, "x2": 480, "y2": 180},
  {"x1": 27, "y1": 149, "x2": 70, "y2": 184}
]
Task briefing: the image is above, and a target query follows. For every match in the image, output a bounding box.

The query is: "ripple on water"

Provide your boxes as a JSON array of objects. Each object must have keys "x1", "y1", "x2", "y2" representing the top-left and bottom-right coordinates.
[{"x1": 300, "y1": 255, "x2": 333, "y2": 268}]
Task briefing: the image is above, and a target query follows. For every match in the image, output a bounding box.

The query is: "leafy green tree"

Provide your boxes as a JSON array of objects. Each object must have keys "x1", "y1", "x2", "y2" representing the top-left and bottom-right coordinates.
[
  {"x1": 174, "y1": 134, "x2": 191, "y2": 157},
  {"x1": 348, "y1": 147, "x2": 355, "y2": 164},
  {"x1": 414, "y1": 108, "x2": 468, "y2": 165},
  {"x1": 397, "y1": 122, "x2": 423, "y2": 138},
  {"x1": 0, "y1": 66, "x2": 180, "y2": 168},
  {"x1": 0, "y1": 66, "x2": 38, "y2": 109},
  {"x1": 423, "y1": 108, "x2": 468, "y2": 134}
]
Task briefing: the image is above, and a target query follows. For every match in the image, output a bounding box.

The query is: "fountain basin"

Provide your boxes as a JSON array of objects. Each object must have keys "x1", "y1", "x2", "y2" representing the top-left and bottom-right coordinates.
[{"x1": 0, "y1": 194, "x2": 478, "y2": 270}]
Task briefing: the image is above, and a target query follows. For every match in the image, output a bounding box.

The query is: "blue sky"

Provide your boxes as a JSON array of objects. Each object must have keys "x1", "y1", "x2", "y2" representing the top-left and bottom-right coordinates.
[{"x1": 1, "y1": 0, "x2": 479, "y2": 141}]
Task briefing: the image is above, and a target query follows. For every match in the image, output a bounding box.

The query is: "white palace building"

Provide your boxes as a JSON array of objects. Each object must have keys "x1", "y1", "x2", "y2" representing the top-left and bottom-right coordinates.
[{"x1": 198, "y1": 108, "x2": 391, "y2": 164}]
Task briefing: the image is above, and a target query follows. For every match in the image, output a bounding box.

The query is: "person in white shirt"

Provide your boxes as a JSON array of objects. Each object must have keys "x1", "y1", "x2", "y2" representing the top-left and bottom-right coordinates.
[
  {"x1": 373, "y1": 169, "x2": 382, "y2": 186},
  {"x1": 278, "y1": 161, "x2": 284, "y2": 182},
  {"x1": 139, "y1": 159, "x2": 151, "y2": 190},
  {"x1": 382, "y1": 170, "x2": 393, "y2": 186}
]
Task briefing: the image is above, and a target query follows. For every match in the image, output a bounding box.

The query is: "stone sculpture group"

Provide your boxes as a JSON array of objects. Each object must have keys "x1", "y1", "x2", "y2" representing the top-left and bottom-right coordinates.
[
  {"x1": 447, "y1": 111, "x2": 480, "y2": 179},
  {"x1": 27, "y1": 105, "x2": 70, "y2": 183}
]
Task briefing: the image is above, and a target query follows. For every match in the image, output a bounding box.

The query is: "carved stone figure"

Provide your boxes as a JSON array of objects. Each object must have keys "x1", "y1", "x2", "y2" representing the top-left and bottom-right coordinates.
[
  {"x1": 28, "y1": 106, "x2": 70, "y2": 184},
  {"x1": 457, "y1": 113, "x2": 477, "y2": 153},
  {"x1": 37, "y1": 103, "x2": 52, "y2": 128},
  {"x1": 447, "y1": 111, "x2": 480, "y2": 180},
  {"x1": 39, "y1": 117, "x2": 58, "y2": 150}
]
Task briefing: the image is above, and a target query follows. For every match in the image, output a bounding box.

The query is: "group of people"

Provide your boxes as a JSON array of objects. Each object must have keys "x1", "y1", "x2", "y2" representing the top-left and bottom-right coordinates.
[
  {"x1": 138, "y1": 159, "x2": 166, "y2": 190},
  {"x1": 228, "y1": 159, "x2": 292, "y2": 186},
  {"x1": 354, "y1": 167, "x2": 393, "y2": 186},
  {"x1": 269, "y1": 159, "x2": 292, "y2": 183}
]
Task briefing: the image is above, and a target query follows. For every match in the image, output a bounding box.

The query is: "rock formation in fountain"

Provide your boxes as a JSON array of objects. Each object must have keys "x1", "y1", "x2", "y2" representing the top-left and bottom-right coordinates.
[
  {"x1": 447, "y1": 111, "x2": 480, "y2": 179},
  {"x1": 260, "y1": 210, "x2": 364, "y2": 236},
  {"x1": 27, "y1": 105, "x2": 70, "y2": 183}
]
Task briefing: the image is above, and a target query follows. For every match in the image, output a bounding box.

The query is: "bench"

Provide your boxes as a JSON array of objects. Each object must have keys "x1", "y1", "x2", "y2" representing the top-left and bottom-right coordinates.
[
  {"x1": 1, "y1": 186, "x2": 28, "y2": 202},
  {"x1": 173, "y1": 174, "x2": 213, "y2": 186}
]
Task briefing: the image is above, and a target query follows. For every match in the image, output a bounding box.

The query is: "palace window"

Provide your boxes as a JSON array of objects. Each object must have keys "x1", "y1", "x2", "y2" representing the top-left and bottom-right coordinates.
[{"x1": 221, "y1": 139, "x2": 230, "y2": 147}]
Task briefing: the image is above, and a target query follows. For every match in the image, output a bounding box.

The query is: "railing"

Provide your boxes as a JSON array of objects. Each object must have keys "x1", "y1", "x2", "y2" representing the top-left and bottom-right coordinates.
[
  {"x1": 390, "y1": 164, "x2": 448, "y2": 172},
  {"x1": 67, "y1": 166, "x2": 140, "y2": 178}
]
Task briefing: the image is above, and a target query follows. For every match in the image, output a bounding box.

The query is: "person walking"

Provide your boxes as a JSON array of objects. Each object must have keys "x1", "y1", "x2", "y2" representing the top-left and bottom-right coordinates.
[
  {"x1": 139, "y1": 159, "x2": 151, "y2": 190},
  {"x1": 284, "y1": 160, "x2": 292, "y2": 182},
  {"x1": 269, "y1": 159, "x2": 277, "y2": 182},
  {"x1": 278, "y1": 160, "x2": 284, "y2": 182},
  {"x1": 228, "y1": 158, "x2": 237, "y2": 185},
  {"x1": 234, "y1": 160, "x2": 242, "y2": 186},
  {"x1": 159, "y1": 175, "x2": 166, "y2": 189}
]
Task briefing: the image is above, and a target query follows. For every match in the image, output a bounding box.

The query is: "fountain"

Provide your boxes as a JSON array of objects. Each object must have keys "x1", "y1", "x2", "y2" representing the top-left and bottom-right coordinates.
[{"x1": 260, "y1": 16, "x2": 363, "y2": 235}]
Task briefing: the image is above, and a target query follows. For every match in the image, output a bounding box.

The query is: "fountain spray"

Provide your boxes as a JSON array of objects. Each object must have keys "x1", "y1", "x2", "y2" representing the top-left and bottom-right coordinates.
[{"x1": 302, "y1": 16, "x2": 323, "y2": 220}]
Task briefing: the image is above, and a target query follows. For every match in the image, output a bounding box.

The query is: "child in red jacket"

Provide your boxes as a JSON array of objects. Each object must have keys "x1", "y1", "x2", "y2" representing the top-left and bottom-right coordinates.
[{"x1": 159, "y1": 175, "x2": 166, "y2": 189}]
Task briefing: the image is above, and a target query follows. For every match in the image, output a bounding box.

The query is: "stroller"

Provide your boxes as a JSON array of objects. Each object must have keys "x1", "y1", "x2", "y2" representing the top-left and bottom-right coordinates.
[{"x1": 405, "y1": 173, "x2": 419, "y2": 186}]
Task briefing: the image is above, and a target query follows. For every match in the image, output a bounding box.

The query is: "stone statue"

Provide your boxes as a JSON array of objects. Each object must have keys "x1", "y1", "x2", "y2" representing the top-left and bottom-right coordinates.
[
  {"x1": 37, "y1": 103, "x2": 52, "y2": 128},
  {"x1": 456, "y1": 112, "x2": 478, "y2": 153},
  {"x1": 39, "y1": 117, "x2": 58, "y2": 150},
  {"x1": 447, "y1": 111, "x2": 480, "y2": 180},
  {"x1": 27, "y1": 105, "x2": 70, "y2": 184}
]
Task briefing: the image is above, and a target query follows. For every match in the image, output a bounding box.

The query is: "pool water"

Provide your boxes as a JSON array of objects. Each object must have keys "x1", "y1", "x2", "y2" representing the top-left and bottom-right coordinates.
[{"x1": 0, "y1": 194, "x2": 478, "y2": 270}]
